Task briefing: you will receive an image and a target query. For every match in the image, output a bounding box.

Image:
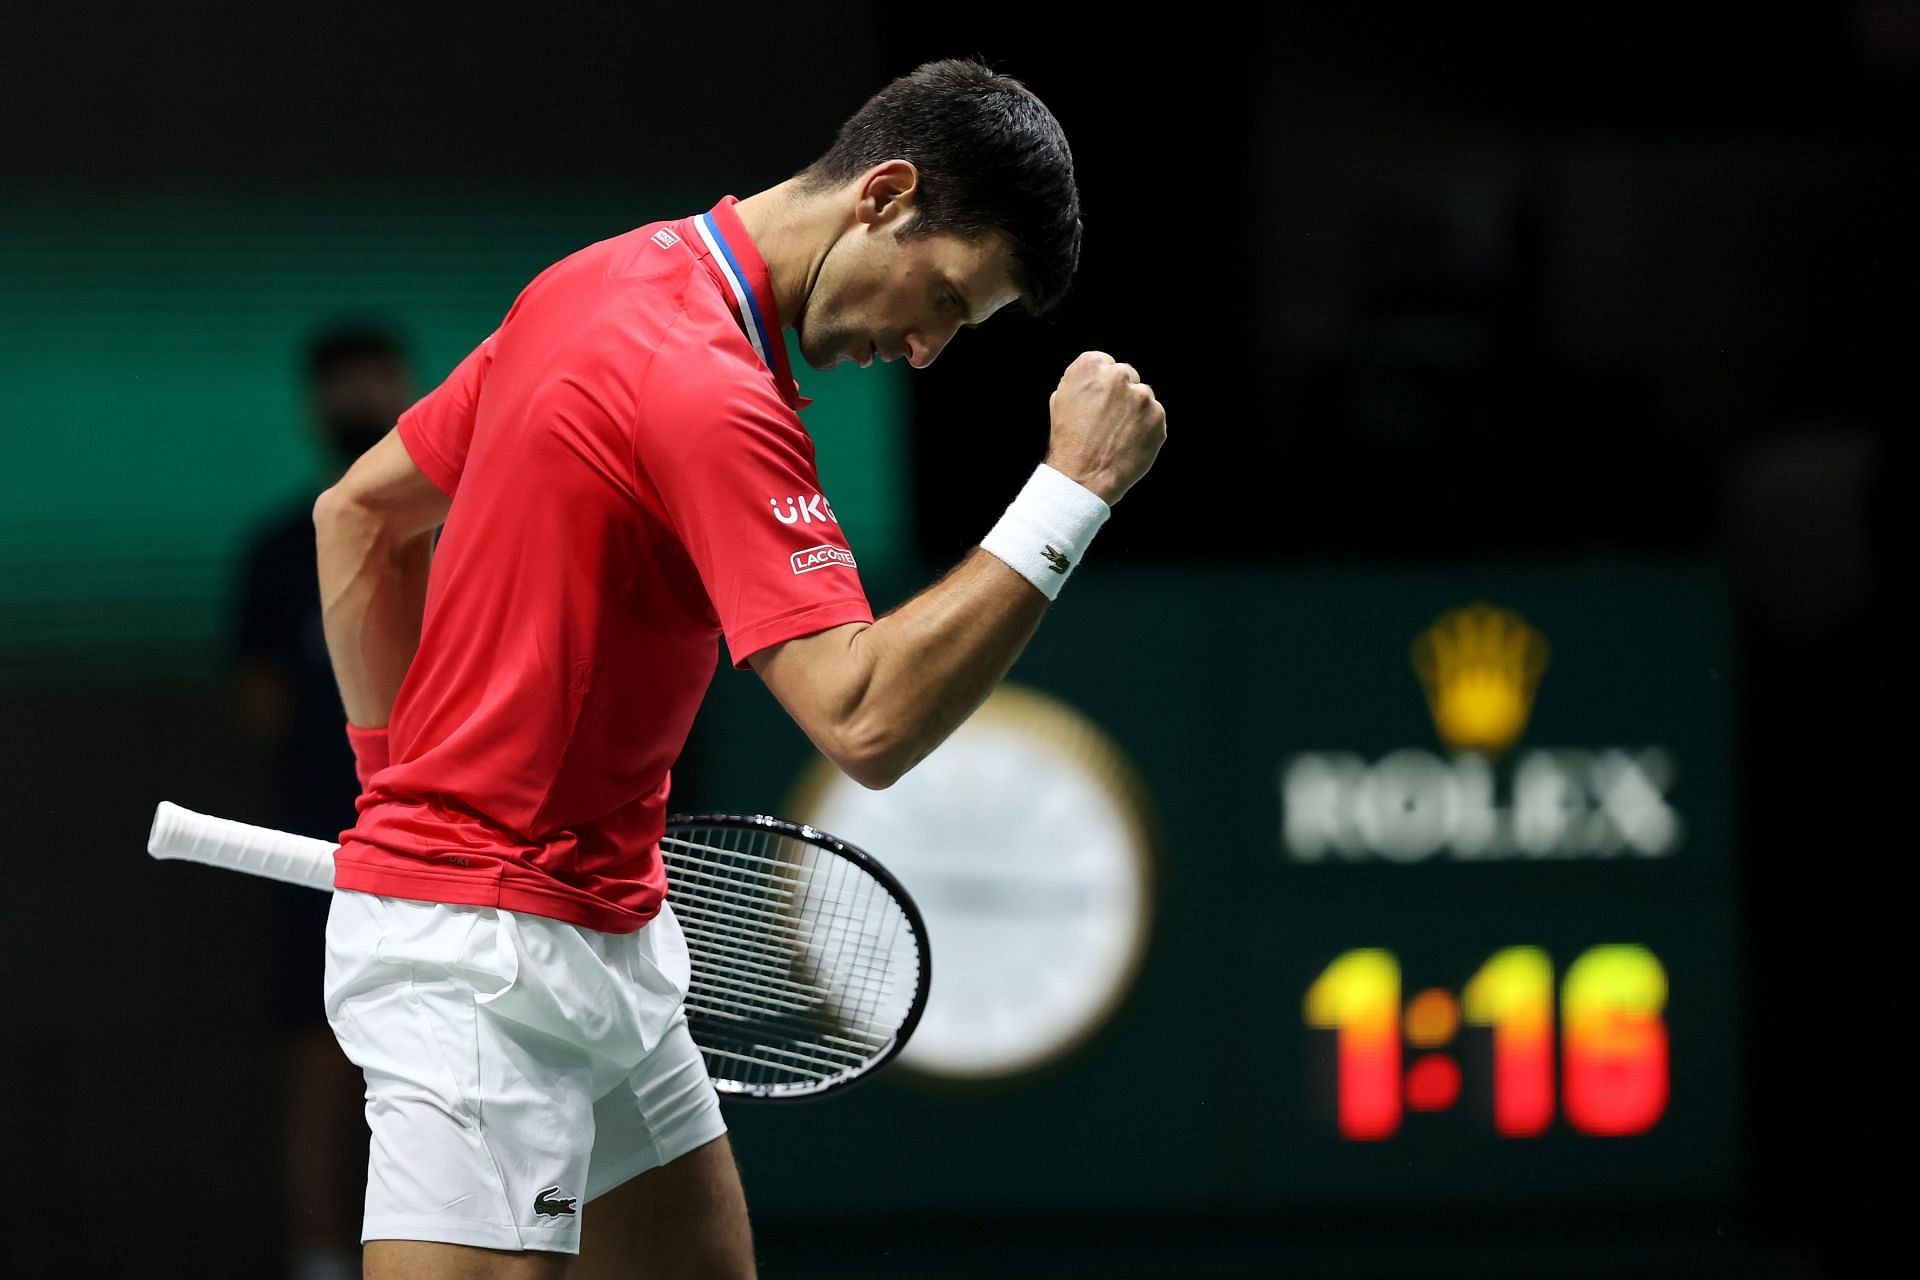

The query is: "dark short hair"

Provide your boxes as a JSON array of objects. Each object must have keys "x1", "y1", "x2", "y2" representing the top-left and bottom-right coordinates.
[
  {"x1": 306, "y1": 327, "x2": 407, "y2": 385},
  {"x1": 798, "y1": 58, "x2": 1082, "y2": 315}
]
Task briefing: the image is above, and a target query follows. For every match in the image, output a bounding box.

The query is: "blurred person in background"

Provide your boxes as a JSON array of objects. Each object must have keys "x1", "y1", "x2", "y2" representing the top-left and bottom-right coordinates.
[{"x1": 232, "y1": 328, "x2": 417, "y2": 1280}]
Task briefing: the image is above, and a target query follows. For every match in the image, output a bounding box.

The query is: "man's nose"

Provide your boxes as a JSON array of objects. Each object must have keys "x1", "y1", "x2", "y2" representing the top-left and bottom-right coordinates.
[{"x1": 907, "y1": 326, "x2": 956, "y2": 369}]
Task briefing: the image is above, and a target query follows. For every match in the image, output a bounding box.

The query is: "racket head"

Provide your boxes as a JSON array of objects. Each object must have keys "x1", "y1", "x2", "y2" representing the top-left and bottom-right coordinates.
[{"x1": 662, "y1": 812, "x2": 930, "y2": 1101}]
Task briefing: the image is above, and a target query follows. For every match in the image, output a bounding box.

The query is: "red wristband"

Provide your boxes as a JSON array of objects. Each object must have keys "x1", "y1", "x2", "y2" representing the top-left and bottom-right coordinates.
[{"x1": 345, "y1": 723, "x2": 391, "y2": 792}]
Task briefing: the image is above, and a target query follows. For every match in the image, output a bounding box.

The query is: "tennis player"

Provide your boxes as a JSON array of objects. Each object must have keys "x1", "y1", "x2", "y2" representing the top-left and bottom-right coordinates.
[{"x1": 314, "y1": 59, "x2": 1165, "y2": 1279}]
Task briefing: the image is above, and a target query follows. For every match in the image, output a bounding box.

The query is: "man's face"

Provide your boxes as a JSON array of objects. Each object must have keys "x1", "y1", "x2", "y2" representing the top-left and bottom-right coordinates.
[{"x1": 794, "y1": 215, "x2": 1023, "y2": 373}]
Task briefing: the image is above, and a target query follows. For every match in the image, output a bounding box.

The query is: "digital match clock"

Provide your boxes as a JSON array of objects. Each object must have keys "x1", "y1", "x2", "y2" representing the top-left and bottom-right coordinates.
[{"x1": 1305, "y1": 944, "x2": 1670, "y2": 1141}]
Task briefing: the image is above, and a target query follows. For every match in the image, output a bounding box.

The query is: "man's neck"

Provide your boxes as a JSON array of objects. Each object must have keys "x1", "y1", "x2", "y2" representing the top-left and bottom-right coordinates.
[{"x1": 733, "y1": 180, "x2": 843, "y2": 331}]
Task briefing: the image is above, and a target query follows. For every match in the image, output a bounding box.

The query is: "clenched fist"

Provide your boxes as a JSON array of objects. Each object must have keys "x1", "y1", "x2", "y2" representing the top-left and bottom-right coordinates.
[{"x1": 1044, "y1": 351, "x2": 1167, "y2": 506}]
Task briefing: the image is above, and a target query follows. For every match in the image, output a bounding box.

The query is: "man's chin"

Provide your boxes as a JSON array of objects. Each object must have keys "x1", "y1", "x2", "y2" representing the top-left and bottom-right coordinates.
[{"x1": 795, "y1": 336, "x2": 843, "y2": 372}]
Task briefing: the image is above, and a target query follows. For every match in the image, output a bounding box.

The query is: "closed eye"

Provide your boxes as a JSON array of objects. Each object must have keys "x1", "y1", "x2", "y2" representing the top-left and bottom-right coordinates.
[{"x1": 942, "y1": 280, "x2": 983, "y2": 328}]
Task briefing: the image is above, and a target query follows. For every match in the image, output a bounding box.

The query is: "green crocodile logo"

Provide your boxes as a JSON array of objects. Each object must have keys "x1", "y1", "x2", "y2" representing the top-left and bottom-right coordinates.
[
  {"x1": 1042, "y1": 544, "x2": 1071, "y2": 574},
  {"x1": 533, "y1": 1186, "x2": 578, "y2": 1218}
]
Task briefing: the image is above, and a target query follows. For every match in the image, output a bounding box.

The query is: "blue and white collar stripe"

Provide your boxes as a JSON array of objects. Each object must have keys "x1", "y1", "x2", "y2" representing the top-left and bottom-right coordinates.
[{"x1": 694, "y1": 212, "x2": 774, "y2": 372}]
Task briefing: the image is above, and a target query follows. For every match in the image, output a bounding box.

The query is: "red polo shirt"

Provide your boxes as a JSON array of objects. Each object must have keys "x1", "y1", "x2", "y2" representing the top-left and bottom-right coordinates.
[{"x1": 332, "y1": 197, "x2": 873, "y2": 932}]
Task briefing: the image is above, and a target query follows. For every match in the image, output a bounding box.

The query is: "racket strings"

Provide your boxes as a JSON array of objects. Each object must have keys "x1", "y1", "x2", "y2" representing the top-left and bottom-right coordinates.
[{"x1": 663, "y1": 824, "x2": 921, "y2": 1096}]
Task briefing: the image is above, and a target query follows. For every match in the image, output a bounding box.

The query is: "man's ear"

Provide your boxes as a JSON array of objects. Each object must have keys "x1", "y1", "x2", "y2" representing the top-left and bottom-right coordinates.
[{"x1": 856, "y1": 160, "x2": 921, "y2": 228}]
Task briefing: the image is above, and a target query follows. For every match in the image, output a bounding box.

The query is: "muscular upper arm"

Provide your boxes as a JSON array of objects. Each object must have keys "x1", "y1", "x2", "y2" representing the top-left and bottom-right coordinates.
[{"x1": 318, "y1": 428, "x2": 450, "y2": 541}]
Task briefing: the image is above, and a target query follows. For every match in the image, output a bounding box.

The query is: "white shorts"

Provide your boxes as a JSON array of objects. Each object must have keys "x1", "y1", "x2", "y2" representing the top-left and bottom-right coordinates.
[{"x1": 323, "y1": 890, "x2": 727, "y2": 1255}]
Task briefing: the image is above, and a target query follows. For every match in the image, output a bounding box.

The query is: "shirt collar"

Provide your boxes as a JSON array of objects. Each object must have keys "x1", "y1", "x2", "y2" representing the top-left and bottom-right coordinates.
[{"x1": 692, "y1": 196, "x2": 808, "y2": 410}]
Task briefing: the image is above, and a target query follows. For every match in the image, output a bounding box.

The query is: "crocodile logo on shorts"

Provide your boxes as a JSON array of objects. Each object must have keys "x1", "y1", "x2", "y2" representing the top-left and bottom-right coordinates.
[
  {"x1": 533, "y1": 1186, "x2": 578, "y2": 1218},
  {"x1": 1042, "y1": 544, "x2": 1071, "y2": 574}
]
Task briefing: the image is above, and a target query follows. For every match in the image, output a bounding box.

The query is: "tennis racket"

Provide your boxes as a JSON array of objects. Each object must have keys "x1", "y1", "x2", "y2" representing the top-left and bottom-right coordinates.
[{"x1": 147, "y1": 801, "x2": 929, "y2": 1101}]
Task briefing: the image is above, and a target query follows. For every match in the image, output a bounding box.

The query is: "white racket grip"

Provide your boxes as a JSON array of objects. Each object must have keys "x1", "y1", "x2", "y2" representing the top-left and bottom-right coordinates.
[{"x1": 148, "y1": 801, "x2": 339, "y2": 891}]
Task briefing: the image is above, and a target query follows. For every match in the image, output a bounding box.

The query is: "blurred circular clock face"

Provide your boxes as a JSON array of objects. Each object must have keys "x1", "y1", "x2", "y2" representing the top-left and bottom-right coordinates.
[{"x1": 792, "y1": 684, "x2": 1154, "y2": 1081}]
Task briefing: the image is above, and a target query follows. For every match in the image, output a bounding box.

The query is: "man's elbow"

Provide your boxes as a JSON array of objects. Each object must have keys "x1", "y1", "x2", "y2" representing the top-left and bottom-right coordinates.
[
  {"x1": 838, "y1": 757, "x2": 902, "y2": 791},
  {"x1": 825, "y1": 719, "x2": 920, "y2": 791},
  {"x1": 312, "y1": 484, "x2": 372, "y2": 540},
  {"x1": 314, "y1": 483, "x2": 409, "y2": 553}
]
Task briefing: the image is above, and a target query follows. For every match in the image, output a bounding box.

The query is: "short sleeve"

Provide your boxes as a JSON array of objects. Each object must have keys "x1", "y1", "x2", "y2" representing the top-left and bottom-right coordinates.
[
  {"x1": 637, "y1": 355, "x2": 874, "y2": 668},
  {"x1": 396, "y1": 331, "x2": 497, "y2": 497}
]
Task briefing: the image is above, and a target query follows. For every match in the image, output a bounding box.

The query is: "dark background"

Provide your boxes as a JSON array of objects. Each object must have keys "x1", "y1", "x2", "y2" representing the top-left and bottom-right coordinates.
[{"x1": 1, "y1": 2, "x2": 1910, "y2": 1275}]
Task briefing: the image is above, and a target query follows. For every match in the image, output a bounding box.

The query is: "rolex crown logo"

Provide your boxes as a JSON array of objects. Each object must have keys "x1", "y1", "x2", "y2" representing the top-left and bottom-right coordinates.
[{"x1": 1410, "y1": 603, "x2": 1549, "y2": 755}]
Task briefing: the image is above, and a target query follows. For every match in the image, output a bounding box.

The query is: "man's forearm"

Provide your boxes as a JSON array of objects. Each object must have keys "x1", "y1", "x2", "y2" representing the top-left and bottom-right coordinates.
[
  {"x1": 751, "y1": 351, "x2": 1165, "y2": 792},
  {"x1": 314, "y1": 491, "x2": 433, "y2": 728},
  {"x1": 768, "y1": 550, "x2": 1049, "y2": 788}
]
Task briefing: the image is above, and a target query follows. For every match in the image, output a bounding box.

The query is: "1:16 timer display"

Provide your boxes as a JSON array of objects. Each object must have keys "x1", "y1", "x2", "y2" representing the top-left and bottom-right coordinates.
[{"x1": 1304, "y1": 945, "x2": 1669, "y2": 1140}]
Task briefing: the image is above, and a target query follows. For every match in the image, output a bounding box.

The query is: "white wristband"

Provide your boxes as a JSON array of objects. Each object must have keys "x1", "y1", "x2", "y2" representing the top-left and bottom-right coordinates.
[{"x1": 979, "y1": 463, "x2": 1111, "y2": 601}]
